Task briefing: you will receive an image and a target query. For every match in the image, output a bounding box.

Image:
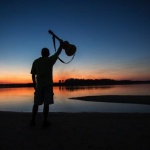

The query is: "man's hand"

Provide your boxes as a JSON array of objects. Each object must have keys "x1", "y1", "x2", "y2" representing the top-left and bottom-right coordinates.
[{"x1": 60, "y1": 40, "x2": 70, "y2": 50}]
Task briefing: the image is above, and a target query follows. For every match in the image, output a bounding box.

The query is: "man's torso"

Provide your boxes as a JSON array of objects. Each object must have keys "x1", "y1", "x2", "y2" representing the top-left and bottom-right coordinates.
[{"x1": 31, "y1": 56, "x2": 57, "y2": 85}]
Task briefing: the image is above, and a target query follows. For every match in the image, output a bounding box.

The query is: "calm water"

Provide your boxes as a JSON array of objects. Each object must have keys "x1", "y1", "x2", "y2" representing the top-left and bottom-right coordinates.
[{"x1": 0, "y1": 84, "x2": 150, "y2": 113}]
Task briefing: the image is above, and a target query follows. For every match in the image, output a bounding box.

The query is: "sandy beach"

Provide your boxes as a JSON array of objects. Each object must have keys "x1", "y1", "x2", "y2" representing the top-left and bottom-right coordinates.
[
  {"x1": 0, "y1": 95, "x2": 150, "y2": 150},
  {"x1": 70, "y1": 95, "x2": 150, "y2": 105}
]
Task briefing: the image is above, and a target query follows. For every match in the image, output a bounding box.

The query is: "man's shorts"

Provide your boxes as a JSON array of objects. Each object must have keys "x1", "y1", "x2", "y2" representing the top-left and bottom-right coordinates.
[{"x1": 34, "y1": 84, "x2": 54, "y2": 105}]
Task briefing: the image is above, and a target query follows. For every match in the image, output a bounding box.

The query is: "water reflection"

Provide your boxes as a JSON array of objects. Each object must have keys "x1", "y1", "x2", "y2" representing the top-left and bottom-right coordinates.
[
  {"x1": 0, "y1": 84, "x2": 150, "y2": 112},
  {"x1": 59, "y1": 85, "x2": 113, "y2": 92},
  {"x1": 58, "y1": 84, "x2": 150, "y2": 95}
]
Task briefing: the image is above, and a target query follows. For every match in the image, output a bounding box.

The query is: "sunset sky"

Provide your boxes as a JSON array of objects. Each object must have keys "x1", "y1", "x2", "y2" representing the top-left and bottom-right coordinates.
[{"x1": 0, "y1": 0, "x2": 150, "y2": 83}]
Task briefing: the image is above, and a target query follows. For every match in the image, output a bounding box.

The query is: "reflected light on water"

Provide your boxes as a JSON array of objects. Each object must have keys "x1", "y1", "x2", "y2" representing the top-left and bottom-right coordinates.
[
  {"x1": 0, "y1": 88, "x2": 33, "y2": 102},
  {"x1": 0, "y1": 84, "x2": 150, "y2": 112},
  {"x1": 57, "y1": 84, "x2": 150, "y2": 96}
]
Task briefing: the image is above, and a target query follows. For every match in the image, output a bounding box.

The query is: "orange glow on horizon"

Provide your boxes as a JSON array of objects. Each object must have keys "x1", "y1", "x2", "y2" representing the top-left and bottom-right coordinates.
[
  {"x1": 0, "y1": 71, "x2": 150, "y2": 84},
  {"x1": 0, "y1": 76, "x2": 32, "y2": 84},
  {"x1": 1, "y1": 77, "x2": 150, "y2": 84}
]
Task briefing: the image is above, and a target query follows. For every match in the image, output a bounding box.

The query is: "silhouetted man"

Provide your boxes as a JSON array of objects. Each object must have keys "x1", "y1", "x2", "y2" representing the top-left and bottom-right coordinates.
[{"x1": 30, "y1": 40, "x2": 64, "y2": 127}]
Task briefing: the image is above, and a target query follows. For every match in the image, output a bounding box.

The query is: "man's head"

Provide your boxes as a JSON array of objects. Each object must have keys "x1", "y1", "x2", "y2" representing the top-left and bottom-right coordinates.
[{"x1": 41, "y1": 48, "x2": 50, "y2": 57}]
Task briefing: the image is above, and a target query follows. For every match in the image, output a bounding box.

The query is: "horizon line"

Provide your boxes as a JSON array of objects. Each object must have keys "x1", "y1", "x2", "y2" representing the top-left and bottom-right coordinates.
[{"x1": 0, "y1": 78, "x2": 150, "y2": 85}]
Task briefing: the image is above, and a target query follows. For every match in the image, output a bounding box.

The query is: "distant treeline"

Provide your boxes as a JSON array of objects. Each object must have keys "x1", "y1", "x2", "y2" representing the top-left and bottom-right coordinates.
[
  {"x1": 0, "y1": 83, "x2": 33, "y2": 88},
  {"x1": 0, "y1": 78, "x2": 150, "y2": 88},
  {"x1": 60, "y1": 78, "x2": 150, "y2": 86}
]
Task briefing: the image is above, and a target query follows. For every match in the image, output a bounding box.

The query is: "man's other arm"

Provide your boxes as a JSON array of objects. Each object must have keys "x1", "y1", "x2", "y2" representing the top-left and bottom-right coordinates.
[{"x1": 54, "y1": 40, "x2": 64, "y2": 57}]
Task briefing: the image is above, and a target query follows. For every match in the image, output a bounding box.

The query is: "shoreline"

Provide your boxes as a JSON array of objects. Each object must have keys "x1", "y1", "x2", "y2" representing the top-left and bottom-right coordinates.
[
  {"x1": 69, "y1": 95, "x2": 150, "y2": 105},
  {"x1": 0, "y1": 111, "x2": 150, "y2": 150},
  {"x1": 0, "y1": 81, "x2": 150, "y2": 88}
]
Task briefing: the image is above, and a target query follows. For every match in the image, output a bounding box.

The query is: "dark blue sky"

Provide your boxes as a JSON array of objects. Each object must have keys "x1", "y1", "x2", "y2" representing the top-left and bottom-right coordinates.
[{"x1": 0, "y1": 0, "x2": 150, "y2": 83}]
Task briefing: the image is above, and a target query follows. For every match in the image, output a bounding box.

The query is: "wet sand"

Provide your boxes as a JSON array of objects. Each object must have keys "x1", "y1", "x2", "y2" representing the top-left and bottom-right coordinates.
[
  {"x1": 0, "y1": 111, "x2": 150, "y2": 150},
  {"x1": 69, "y1": 95, "x2": 150, "y2": 105}
]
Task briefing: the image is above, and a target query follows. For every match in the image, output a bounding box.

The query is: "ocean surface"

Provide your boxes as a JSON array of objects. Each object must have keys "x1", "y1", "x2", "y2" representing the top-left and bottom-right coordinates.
[{"x1": 0, "y1": 84, "x2": 150, "y2": 113}]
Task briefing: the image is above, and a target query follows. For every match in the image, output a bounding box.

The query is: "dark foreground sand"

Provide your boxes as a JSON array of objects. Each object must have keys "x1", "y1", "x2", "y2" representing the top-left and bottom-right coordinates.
[
  {"x1": 0, "y1": 95, "x2": 150, "y2": 150},
  {"x1": 0, "y1": 112, "x2": 150, "y2": 150}
]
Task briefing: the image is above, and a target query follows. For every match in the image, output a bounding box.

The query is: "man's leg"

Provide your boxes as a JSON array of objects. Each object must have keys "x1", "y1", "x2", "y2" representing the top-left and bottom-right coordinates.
[
  {"x1": 42, "y1": 85, "x2": 53, "y2": 127},
  {"x1": 30, "y1": 104, "x2": 38, "y2": 126},
  {"x1": 43, "y1": 104, "x2": 49, "y2": 122},
  {"x1": 43, "y1": 104, "x2": 51, "y2": 127}
]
